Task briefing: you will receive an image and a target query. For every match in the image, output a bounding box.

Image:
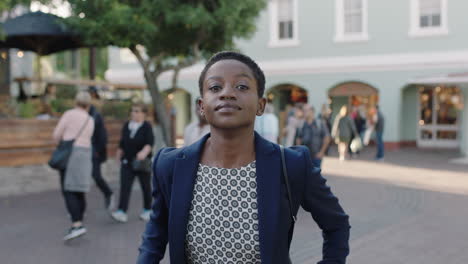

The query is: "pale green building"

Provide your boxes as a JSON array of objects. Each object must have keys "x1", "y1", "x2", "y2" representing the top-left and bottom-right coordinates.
[{"x1": 106, "y1": 0, "x2": 468, "y2": 157}]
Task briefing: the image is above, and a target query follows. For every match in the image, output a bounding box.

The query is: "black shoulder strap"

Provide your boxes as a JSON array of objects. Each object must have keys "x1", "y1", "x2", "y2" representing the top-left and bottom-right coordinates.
[
  {"x1": 280, "y1": 145, "x2": 297, "y2": 223},
  {"x1": 75, "y1": 115, "x2": 91, "y2": 140}
]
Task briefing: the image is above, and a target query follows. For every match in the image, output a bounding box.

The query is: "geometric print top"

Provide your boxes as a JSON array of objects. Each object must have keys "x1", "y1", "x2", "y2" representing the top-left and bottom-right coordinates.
[{"x1": 185, "y1": 161, "x2": 261, "y2": 264}]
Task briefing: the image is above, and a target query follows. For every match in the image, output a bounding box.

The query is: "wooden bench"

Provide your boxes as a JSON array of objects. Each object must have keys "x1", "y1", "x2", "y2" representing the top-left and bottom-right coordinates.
[{"x1": 0, "y1": 119, "x2": 124, "y2": 167}]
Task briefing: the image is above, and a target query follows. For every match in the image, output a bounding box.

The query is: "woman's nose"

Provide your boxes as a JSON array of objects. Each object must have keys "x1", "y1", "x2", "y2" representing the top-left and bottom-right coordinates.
[{"x1": 219, "y1": 85, "x2": 236, "y2": 100}]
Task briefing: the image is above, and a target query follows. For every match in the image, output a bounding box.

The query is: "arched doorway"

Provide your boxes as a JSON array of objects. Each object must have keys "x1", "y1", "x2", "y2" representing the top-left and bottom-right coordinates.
[
  {"x1": 266, "y1": 83, "x2": 308, "y2": 139},
  {"x1": 162, "y1": 88, "x2": 192, "y2": 147},
  {"x1": 328, "y1": 81, "x2": 379, "y2": 121}
]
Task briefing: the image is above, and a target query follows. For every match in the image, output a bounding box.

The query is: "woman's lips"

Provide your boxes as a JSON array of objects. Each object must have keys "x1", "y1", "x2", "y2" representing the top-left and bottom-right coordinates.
[{"x1": 215, "y1": 104, "x2": 242, "y2": 112}]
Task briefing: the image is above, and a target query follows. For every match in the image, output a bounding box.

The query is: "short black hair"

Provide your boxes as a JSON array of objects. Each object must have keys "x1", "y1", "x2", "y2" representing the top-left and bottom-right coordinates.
[{"x1": 198, "y1": 51, "x2": 266, "y2": 98}]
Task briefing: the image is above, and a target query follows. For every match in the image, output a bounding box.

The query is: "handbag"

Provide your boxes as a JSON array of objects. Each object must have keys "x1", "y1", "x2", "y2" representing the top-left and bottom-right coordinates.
[
  {"x1": 48, "y1": 116, "x2": 90, "y2": 170},
  {"x1": 350, "y1": 137, "x2": 363, "y2": 153},
  {"x1": 132, "y1": 158, "x2": 152, "y2": 173}
]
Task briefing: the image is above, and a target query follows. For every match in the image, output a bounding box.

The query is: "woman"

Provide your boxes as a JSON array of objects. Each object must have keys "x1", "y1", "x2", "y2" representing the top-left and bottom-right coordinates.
[
  {"x1": 137, "y1": 51, "x2": 350, "y2": 264},
  {"x1": 53, "y1": 91, "x2": 95, "y2": 241},
  {"x1": 332, "y1": 105, "x2": 358, "y2": 161},
  {"x1": 111, "y1": 103, "x2": 154, "y2": 223},
  {"x1": 283, "y1": 105, "x2": 304, "y2": 147}
]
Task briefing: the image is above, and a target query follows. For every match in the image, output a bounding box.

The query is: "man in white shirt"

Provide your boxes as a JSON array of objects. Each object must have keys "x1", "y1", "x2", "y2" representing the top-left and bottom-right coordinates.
[
  {"x1": 183, "y1": 98, "x2": 210, "y2": 146},
  {"x1": 254, "y1": 103, "x2": 279, "y2": 143}
]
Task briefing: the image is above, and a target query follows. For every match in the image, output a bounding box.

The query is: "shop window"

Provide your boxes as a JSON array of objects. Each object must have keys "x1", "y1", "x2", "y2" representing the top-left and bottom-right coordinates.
[{"x1": 418, "y1": 86, "x2": 463, "y2": 147}]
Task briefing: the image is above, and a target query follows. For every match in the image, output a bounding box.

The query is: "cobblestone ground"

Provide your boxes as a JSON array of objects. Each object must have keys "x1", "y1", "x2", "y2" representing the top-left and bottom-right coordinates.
[{"x1": 1, "y1": 148, "x2": 467, "y2": 264}]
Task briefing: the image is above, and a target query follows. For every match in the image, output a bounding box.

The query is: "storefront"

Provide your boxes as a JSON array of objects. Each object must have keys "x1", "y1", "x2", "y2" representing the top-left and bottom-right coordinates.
[
  {"x1": 411, "y1": 72, "x2": 467, "y2": 151},
  {"x1": 417, "y1": 85, "x2": 463, "y2": 148}
]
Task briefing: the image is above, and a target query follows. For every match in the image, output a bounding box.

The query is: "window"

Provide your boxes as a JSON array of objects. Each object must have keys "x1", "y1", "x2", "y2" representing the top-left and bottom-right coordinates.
[
  {"x1": 335, "y1": 0, "x2": 369, "y2": 43},
  {"x1": 269, "y1": 0, "x2": 299, "y2": 47},
  {"x1": 278, "y1": 0, "x2": 294, "y2": 39},
  {"x1": 410, "y1": 0, "x2": 448, "y2": 37}
]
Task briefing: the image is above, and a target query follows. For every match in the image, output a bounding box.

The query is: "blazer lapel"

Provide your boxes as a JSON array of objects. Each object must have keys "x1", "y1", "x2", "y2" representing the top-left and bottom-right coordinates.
[
  {"x1": 168, "y1": 134, "x2": 209, "y2": 264},
  {"x1": 254, "y1": 132, "x2": 281, "y2": 263}
]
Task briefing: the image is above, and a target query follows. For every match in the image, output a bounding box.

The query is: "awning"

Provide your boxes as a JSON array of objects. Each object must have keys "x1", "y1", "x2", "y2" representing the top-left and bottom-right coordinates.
[{"x1": 409, "y1": 72, "x2": 468, "y2": 85}]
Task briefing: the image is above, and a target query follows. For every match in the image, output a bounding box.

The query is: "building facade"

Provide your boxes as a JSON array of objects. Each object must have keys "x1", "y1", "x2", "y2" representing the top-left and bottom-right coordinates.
[{"x1": 106, "y1": 0, "x2": 468, "y2": 156}]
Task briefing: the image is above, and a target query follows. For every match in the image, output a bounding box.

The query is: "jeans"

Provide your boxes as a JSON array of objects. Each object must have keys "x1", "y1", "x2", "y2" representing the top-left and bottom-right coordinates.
[
  {"x1": 376, "y1": 131, "x2": 385, "y2": 159},
  {"x1": 118, "y1": 163, "x2": 152, "y2": 212},
  {"x1": 311, "y1": 158, "x2": 322, "y2": 169},
  {"x1": 60, "y1": 170, "x2": 86, "y2": 223},
  {"x1": 92, "y1": 158, "x2": 113, "y2": 198}
]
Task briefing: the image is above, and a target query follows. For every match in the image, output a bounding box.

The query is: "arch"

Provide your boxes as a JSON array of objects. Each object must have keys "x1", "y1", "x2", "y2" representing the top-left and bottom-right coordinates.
[
  {"x1": 327, "y1": 81, "x2": 380, "y2": 123},
  {"x1": 266, "y1": 83, "x2": 308, "y2": 106},
  {"x1": 328, "y1": 81, "x2": 379, "y2": 97}
]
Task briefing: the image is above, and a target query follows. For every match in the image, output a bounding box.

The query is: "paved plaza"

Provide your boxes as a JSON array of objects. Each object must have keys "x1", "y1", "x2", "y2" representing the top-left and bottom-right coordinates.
[{"x1": 1, "y1": 147, "x2": 467, "y2": 264}]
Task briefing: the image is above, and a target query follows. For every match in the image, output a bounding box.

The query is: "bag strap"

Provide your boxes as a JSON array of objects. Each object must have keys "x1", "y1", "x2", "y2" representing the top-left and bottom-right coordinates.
[
  {"x1": 75, "y1": 115, "x2": 91, "y2": 140},
  {"x1": 280, "y1": 145, "x2": 297, "y2": 223}
]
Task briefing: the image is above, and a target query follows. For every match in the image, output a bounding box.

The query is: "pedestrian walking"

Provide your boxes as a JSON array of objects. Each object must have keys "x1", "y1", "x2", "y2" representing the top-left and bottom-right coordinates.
[
  {"x1": 88, "y1": 88, "x2": 114, "y2": 211},
  {"x1": 183, "y1": 97, "x2": 210, "y2": 146},
  {"x1": 137, "y1": 51, "x2": 350, "y2": 264},
  {"x1": 52, "y1": 91, "x2": 95, "y2": 241},
  {"x1": 283, "y1": 105, "x2": 304, "y2": 147},
  {"x1": 111, "y1": 103, "x2": 154, "y2": 223},
  {"x1": 254, "y1": 103, "x2": 279, "y2": 143},
  {"x1": 349, "y1": 106, "x2": 365, "y2": 156},
  {"x1": 332, "y1": 105, "x2": 358, "y2": 161},
  {"x1": 296, "y1": 106, "x2": 331, "y2": 168},
  {"x1": 375, "y1": 105, "x2": 385, "y2": 161},
  {"x1": 318, "y1": 103, "x2": 332, "y2": 155},
  {"x1": 363, "y1": 106, "x2": 377, "y2": 146}
]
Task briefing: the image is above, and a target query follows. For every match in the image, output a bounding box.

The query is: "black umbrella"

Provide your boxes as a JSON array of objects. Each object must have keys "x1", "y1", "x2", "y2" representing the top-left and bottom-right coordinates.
[{"x1": 0, "y1": 11, "x2": 83, "y2": 55}]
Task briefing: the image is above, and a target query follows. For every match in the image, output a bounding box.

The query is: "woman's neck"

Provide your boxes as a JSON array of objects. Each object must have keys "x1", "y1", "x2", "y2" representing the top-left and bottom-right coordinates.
[{"x1": 201, "y1": 126, "x2": 256, "y2": 169}]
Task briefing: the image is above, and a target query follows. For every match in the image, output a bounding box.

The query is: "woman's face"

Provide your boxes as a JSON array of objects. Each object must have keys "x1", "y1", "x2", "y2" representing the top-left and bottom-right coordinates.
[
  {"x1": 131, "y1": 106, "x2": 145, "y2": 122},
  {"x1": 199, "y1": 59, "x2": 265, "y2": 130}
]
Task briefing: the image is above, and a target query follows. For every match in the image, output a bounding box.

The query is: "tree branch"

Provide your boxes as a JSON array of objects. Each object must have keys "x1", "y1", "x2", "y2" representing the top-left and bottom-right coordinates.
[{"x1": 129, "y1": 45, "x2": 151, "y2": 72}]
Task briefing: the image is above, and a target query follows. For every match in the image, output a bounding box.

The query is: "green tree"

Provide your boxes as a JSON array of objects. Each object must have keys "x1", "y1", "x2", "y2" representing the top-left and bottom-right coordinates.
[
  {"x1": 65, "y1": 0, "x2": 266, "y2": 145},
  {"x1": 0, "y1": 1, "x2": 51, "y2": 18}
]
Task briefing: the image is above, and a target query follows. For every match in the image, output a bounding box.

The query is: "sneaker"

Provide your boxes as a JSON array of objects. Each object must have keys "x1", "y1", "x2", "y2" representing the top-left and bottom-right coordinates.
[
  {"x1": 111, "y1": 210, "x2": 128, "y2": 223},
  {"x1": 105, "y1": 193, "x2": 115, "y2": 211},
  {"x1": 139, "y1": 210, "x2": 151, "y2": 222},
  {"x1": 63, "y1": 226, "x2": 87, "y2": 241}
]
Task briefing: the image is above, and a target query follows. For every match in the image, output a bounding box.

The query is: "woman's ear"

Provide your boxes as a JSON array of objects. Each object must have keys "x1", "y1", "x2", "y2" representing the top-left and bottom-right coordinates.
[
  {"x1": 256, "y1": 97, "x2": 267, "y2": 116},
  {"x1": 197, "y1": 98, "x2": 204, "y2": 116}
]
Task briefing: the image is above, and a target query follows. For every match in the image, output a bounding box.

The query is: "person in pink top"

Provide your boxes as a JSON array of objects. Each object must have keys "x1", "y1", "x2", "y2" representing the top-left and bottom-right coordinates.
[{"x1": 53, "y1": 91, "x2": 94, "y2": 241}]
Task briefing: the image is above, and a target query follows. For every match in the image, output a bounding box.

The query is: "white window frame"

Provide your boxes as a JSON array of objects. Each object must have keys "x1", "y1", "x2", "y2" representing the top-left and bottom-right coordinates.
[
  {"x1": 334, "y1": 0, "x2": 369, "y2": 43},
  {"x1": 268, "y1": 0, "x2": 300, "y2": 48},
  {"x1": 409, "y1": 0, "x2": 448, "y2": 38}
]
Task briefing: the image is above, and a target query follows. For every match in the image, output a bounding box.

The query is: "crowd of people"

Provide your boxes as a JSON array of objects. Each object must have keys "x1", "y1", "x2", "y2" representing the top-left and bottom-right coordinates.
[
  {"x1": 51, "y1": 87, "x2": 384, "y2": 242},
  {"x1": 52, "y1": 91, "x2": 156, "y2": 240},
  {"x1": 250, "y1": 102, "x2": 385, "y2": 164}
]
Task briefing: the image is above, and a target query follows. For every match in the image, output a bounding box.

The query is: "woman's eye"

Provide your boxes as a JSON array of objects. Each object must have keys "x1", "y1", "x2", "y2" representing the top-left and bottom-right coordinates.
[
  {"x1": 237, "y1": 85, "x2": 249, "y2": 90},
  {"x1": 209, "y1": 85, "x2": 222, "y2": 92}
]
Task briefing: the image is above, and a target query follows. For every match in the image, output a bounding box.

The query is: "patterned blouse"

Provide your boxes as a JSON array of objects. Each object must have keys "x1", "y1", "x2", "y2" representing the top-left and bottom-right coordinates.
[{"x1": 185, "y1": 161, "x2": 261, "y2": 264}]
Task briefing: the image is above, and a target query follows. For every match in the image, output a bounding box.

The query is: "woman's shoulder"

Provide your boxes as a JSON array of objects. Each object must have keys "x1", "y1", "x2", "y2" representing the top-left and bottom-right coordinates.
[
  {"x1": 152, "y1": 147, "x2": 182, "y2": 175},
  {"x1": 284, "y1": 145, "x2": 309, "y2": 161}
]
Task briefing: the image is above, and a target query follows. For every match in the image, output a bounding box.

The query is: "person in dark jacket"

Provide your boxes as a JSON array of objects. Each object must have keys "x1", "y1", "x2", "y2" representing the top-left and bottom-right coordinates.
[
  {"x1": 88, "y1": 103, "x2": 114, "y2": 210},
  {"x1": 374, "y1": 105, "x2": 385, "y2": 160},
  {"x1": 137, "y1": 51, "x2": 349, "y2": 264},
  {"x1": 111, "y1": 103, "x2": 154, "y2": 223}
]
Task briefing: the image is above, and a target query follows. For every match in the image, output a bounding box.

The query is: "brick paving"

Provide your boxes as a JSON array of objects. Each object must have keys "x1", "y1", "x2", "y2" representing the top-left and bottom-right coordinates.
[{"x1": 0, "y1": 148, "x2": 467, "y2": 264}]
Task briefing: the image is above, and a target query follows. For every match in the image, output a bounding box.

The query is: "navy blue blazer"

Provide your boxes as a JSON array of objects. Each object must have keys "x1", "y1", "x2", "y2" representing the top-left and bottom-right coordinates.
[{"x1": 137, "y1": 133, "x2": 350, "y2": 264}]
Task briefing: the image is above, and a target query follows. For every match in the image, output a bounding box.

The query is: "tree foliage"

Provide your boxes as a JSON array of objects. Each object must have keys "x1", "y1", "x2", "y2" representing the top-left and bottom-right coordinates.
[{"x1": 65, "y1": 0, "x2": 266, "y2": 145}]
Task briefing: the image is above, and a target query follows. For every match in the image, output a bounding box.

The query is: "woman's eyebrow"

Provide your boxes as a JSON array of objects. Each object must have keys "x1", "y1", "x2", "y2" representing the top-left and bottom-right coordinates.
[
  {"x1": 235, "y1": 73, "x2": 254, "y2": 80},
  {"x1": 206, "y1": 76, "x2": 223, "y2": 81}
]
